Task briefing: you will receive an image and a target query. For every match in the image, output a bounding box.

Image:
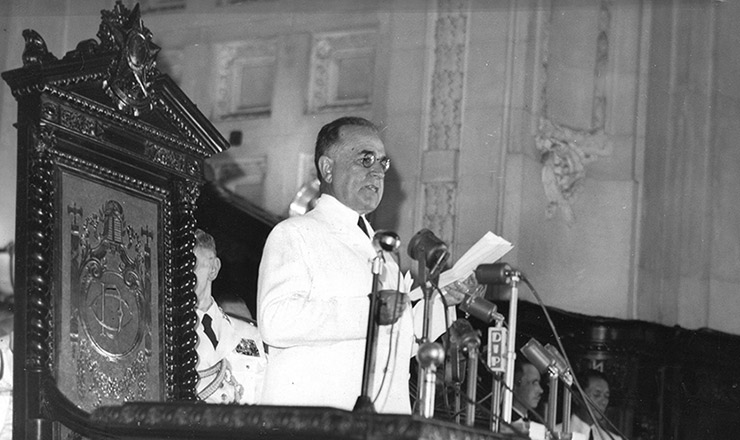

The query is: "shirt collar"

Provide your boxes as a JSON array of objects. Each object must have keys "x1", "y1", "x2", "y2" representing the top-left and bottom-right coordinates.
[
  {"x1": 315, "y1": 194, "x2": 371, "y2": 231},
  {"x1": 196, "y1": 297, "x2": 220, "y2": 320}
]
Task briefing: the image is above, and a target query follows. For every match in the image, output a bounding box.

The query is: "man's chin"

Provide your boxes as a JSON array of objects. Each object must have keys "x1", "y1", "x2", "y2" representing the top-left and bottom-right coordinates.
[{"x1": 357, "y1": 198, "x2": 381, "y2": 213}]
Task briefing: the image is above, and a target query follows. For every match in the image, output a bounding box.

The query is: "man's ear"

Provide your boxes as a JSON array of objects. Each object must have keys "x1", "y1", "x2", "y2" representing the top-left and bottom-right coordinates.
[
  {"x1": 208, "y1": 257, "x2": 221, "y2": 281},
  {"x1": 317, "y1": 155, "x2": 333, "y2": 184}
]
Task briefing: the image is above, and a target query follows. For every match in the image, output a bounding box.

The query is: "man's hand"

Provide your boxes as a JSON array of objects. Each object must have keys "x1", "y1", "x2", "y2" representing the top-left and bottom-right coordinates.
[
  {"x1": 377, "y1": 289, "x2": 409, "y2": 325},
  {"x1": 440, "y1": 272, "x2": 484, "y2": 306}
]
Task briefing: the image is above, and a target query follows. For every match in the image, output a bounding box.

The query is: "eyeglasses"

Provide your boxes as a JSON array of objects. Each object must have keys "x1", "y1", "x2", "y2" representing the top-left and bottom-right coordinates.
[{"x1": 358, "y1": 152, "x2": 391, "y2": 172}]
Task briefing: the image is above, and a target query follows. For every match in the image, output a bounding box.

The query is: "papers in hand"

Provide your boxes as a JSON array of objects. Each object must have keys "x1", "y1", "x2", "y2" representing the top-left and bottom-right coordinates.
[{"x1": 409, "y1": 231, "x2": 513, "y2": 301}]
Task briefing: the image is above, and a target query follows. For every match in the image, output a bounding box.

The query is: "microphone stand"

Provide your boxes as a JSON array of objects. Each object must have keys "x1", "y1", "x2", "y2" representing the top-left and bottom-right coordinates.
[
  {"x1": 464, "y1": 335, "x2": 481, "y2": 426},
  {"x1": 487, "y1": 320, "x2": 506, "y2": 432},
  {"x1": 490, "y1": 371, "x2": 503, "y2": 432},
  {"x1": 546, "y1": 370, "x2": 559, "y2": 432},
  {"x1": 561, "y1": 385, "x2": 572, "y2": 439},
  {"x1": 501, "y1": 270, "x2": 521, "y2": 425},
  {"x1": 413, "y1": 255, "x2": 444, "y2": 418},
  {"x1": 353, "y1": 251, "x2": 385, "y2": 413}
]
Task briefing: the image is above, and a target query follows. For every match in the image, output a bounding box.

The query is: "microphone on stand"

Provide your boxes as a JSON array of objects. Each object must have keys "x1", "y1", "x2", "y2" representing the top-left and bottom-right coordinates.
[
  {"x1": 443, "y1": 272, "x2": 506, "y2": 323},
  {"x1": 446, "y1": 318, "x2": 482, "y2": 426},
  {"x1": 373, "y1": 230, "x2": 401, "y2": 253},
  {"x1": 459, "y1": 292, "x2": 505, "y2": 323},
  {"x1": 355, "y1": 230, "x2": 401, "y2": 413},
  {"x1": 407, "y1": 228, "x2": 449, "y2": 418},
  {"x1": 474, "y1": 263, "x2": 517, "y2": 285},
  {"x1": 446, "y1": 318, "x2": 480, "y2": 382},
  {"x1": 407, "y1": 228, "x2": 450, "y2": 280}
]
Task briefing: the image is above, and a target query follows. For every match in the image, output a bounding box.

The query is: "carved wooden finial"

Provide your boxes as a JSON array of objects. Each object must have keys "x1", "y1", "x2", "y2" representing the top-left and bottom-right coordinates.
[{"x1": 21, "y1": 29, "x2": 58, "y2": 67}]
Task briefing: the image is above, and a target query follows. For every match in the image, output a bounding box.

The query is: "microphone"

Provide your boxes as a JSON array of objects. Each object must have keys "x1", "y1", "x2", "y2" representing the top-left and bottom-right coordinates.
[
  {"x1": 521, "y1": 338, "x2": 572, "y2": 383},
  {"x1": 544, "y1": 343, "x2": 573, "y2": 385},
  {"x1": 407, "y1": 229, "x2": 450, "y2": 279},
  {"x1": 520, "y1": 338, "x2": 554, "y2": 375},
  {"x1": 474, "y1": 263, "x2": 516, "y2": 285},
  {"x1": 373, "y1": 230, "x2": 401, "y2": 252},
  {"x1": 459, "y1": 293, "x2": 505, "y2": 323},
  {"x1": 446, "y1": 318, "x2": 480, "y2": 383}
]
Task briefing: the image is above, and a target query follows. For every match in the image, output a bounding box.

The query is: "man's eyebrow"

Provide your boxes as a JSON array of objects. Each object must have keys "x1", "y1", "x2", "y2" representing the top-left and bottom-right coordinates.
[{"x1": 357, "y1": 149, "x2": 388, "y2": 157}]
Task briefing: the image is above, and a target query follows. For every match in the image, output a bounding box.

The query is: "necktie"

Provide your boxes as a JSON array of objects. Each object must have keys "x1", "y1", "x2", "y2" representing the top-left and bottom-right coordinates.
[
  {"x1": 357, "y1": 216, "x2": 369, "y2": 237},
  {"x1": 202, "y1": 313, "x2": 218, "y2": 348}
]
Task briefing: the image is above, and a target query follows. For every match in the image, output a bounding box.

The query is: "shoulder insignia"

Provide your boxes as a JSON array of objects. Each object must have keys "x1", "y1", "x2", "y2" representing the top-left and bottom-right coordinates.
[{"x1": 235, "y1": 338, "x2": 260, "y2": 357}]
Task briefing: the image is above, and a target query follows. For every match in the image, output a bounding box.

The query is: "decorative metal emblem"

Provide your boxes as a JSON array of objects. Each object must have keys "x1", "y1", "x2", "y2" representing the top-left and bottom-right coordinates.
[
  {"x1": 67, "y1": 198, "x2": 154, "y2": 408},
  {"x1": 100, "y1": 1, "x2": 161, "y2": 116},
  {"x1": 70, "y1": 200, "x2": 152, "y2": 359}
]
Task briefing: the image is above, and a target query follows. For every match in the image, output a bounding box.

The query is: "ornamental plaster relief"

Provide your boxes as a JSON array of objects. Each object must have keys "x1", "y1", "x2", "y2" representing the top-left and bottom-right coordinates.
[
  {"x1": 421, "y1": 0, "x2": 469, "y2": 244},
  {"x1": 535, "y1": 117, "x2": 612, "y2": 224},
  {"x1": 307, "y1": 30, "x2": 377, "y2": 113},
  {"x1": 213, "y1": 38, "x2": 277, "y2": 120},
  {"x1": 536, "y1": 0, "x2": 613, "y2": 224}
]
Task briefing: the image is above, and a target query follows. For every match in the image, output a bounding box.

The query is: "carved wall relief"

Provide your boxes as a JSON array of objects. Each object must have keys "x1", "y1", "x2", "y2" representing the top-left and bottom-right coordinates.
[
  {"x1": 307, "y1": 30, "x2": 377, "y2": 114},
  {"x1": 535, "y1": 118, "x2": 612, "y2": 224},
  {"x1": 213, "y1": 39, "x2": 278, "y2": 120},
  {"x1": 421, "y1": 0, "x2": 469, "y2": 245},
  {"x1": 535, "y1": 0, "x2": 614, "y2": 224}
]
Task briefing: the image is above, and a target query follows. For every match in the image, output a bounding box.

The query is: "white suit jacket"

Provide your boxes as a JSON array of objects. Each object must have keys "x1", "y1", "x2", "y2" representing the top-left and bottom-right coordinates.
[{"x1": 258, "y1": 194, "x2": 449, "y2": 414}]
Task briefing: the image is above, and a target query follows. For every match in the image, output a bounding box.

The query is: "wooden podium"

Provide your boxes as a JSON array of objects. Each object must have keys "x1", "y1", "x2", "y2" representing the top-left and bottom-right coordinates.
[{"x1": 90, "y1": 403, "x2": 523, "y2": 440}]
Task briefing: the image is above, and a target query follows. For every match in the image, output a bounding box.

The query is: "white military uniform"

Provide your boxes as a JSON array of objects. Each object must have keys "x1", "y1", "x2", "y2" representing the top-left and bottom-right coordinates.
[
  {"x1": 258, "y1": 194, "x2": 450, "y2": 414},
  {"x1": 0, "y1": 331, "x2": 12, "y2": 440},
  {"x1": 195, "y1": 301, "x2": 267, "y2": 404}
]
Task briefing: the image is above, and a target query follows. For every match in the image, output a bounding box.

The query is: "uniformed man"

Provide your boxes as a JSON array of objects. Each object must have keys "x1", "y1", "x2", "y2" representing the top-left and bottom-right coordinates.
[{"x1": 193, "y1": 228, "x2": 266, "y2": 404}]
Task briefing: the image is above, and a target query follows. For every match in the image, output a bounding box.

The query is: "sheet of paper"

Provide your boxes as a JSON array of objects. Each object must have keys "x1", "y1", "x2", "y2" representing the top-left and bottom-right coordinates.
[{"x1": 409, "y1": 231, "x2": 513, "y2": 301}]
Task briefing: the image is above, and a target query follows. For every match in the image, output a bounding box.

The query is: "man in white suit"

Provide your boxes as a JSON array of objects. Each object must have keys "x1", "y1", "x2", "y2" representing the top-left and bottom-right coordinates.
[{"x1": 258, "y1": 116, "x2": 460, "y2": 414}]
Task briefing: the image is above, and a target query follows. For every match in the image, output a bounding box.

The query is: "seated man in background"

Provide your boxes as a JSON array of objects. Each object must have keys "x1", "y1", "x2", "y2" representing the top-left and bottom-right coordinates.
[
  {"x1": 565, "y1": 369, "x2": 623, "y2": 440},
  {"x1": 511, "y1": 359, "x2": 544, "y2": 423},
  {"x1": 503, "y1": 358, "x2": 546, "y2": 439},
  {"x1": 193, "y1": 228, "x2": 267, "y2": 404}
]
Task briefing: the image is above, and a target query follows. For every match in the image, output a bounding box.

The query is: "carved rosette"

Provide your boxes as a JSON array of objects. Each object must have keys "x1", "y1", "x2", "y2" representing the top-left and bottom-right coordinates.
[
  {"x1": 535, "y1": 117, "x2": 612, "y2": 224},
  {"x1": 172, "y1": 180, "x2": 200, "y2": 400}
]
